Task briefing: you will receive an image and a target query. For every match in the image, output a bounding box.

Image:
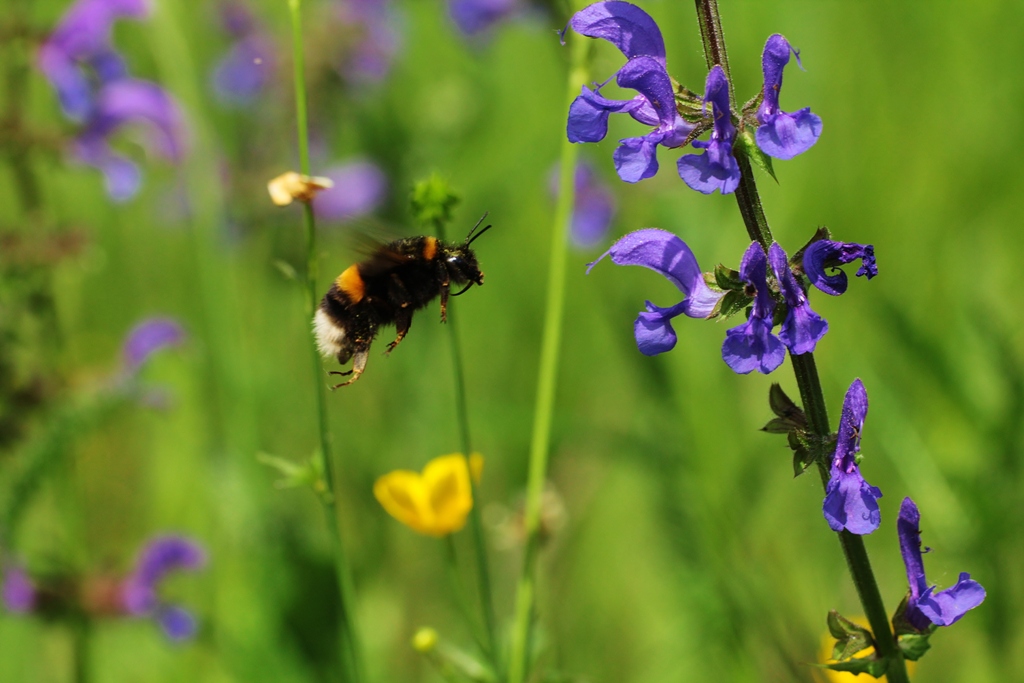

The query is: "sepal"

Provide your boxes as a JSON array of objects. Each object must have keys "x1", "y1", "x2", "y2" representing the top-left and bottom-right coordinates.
[
  {"x1": 898, "y1": 632, "x2": 933, "y2": 661},
  {"x1": 735, "y1": 129, "x2": 777, "y2": 182},
  {"x1": 712, "y1": 263, "x2": 744, "y2": 291},
  {"x1": 820, "y1": 657, "x2": 889, "y2": 678},
  {"x1": 257, "y1": 450, "x2": 329, "y2": 500},
  {"x1": 709, "y1": 289, "x2": 751, "y2": 320},
  {"x1": 827, "y1": 610, "x2": 876, "y2": 661}
]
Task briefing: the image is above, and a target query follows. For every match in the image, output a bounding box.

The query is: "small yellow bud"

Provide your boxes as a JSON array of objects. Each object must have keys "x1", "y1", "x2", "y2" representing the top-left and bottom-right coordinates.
[
  {"x1": 411, "y1": 627, "x2": 438, "y2": 653},
  {"x1": 267, "y1": 171, "x2": 334, "y2": 206}
]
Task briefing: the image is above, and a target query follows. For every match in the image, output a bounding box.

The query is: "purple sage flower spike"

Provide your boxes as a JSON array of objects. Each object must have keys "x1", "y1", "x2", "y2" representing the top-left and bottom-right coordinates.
[
  {"x1": 123, "y1": 317, "x2": 186, "y2": 371},
  {"x1": 822, "y1": 379, "x2": 882, "y2": 534},
  {"x1": 587, "y1": 229, "x2": 723, "y2": 356},
  {"x1": 565, "y1": 3, "x2": 692, "y2": 182},
  {"x1": 314, "y1": 160, "x2": 388, "y2": 223},
  {"x1": 336, "y1": 0, "x2": 401, "y2": 84},
  {"x1": 549, "y1": 161, "x2": 617, "y2": 249},
  {"x1": 803, "y1": 240, "x2": 877, "y2": 296},
  {"x1": 755, "y1": 35, "x2": 822, "y2": 160},
  {"x1": 37, "y1": 0, "x2": 151, "y2": 120},
  {"x1": 211, "y1": 4, "x2": 274, "y2": 108},
  {"x1": 677, "y1": 66, "x2": 740, "y2": 195},
  {"x1": 449, "y1": 0, "x2": 520, "y2": 36},
  {"x1": 898, "y1": 498, "x2": 986, "y2": 630},
  {"x1": 721, "y1": 242, "x2": 784, "y2": 374},
  {"x1": 122, "y1": 536, "x2": 206, "y2": 641},
  {"x1": 768, "y1": 242, "x2": 827, "y2": 355},
  {"x1": 2, "y1": 565, "x2": 36, "y2": 614}
]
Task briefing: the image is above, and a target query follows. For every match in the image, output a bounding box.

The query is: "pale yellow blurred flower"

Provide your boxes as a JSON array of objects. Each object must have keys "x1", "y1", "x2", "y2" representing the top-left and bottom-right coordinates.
[
  {"x1": 374, "y1": 453, "x2": 483, "y2": 537},
  {"x1": 267, "y1": 171, "x2": 333, "y2": 205}
]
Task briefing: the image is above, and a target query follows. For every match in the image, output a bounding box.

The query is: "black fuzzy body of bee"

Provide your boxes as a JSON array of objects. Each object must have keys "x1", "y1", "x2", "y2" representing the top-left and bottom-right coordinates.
[{"x1": 313, "y1": 232, "x2": 486, "y2": 387}]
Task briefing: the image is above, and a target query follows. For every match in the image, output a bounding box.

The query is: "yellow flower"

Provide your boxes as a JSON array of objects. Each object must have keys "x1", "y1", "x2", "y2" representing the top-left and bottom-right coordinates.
[{"x1": 374, "y1": 454, "x2": 483, "y2": 537}]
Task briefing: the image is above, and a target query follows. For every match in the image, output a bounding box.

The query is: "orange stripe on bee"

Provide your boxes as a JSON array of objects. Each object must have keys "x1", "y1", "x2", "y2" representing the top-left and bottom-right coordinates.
[
  {"x1": 422, "y1": 236, "x2": 438, "y2": 260},
  {"x1": 337, "y1": 264, "x2": 365, "y2": 302}
]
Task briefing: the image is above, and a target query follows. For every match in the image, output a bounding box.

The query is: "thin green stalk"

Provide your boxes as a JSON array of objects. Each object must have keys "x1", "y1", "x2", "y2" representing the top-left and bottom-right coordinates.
[
  {"x1": 507, "y1": 21, "x2": 589, "y2": 683},
  {"x1": 444, "y1": 305, "x2": 502, "y2": 675},
  {"x1": 442, "y1": 534, "x2": 491, "y2": 659},
  {"x1": 288, "y1": 1, "x2": 363, "y2": 681},
  {"x1": 692, "y1": 2, "x2": 910, "y2": 680},
  {"x1": 72, "y1": 618, "x2": 90, "y2": 683}
]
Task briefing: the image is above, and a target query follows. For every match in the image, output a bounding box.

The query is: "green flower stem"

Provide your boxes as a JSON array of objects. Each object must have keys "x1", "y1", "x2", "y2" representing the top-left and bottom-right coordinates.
[
  {"x1": 507, "y1": 18, "x2": 589, "y2": 683},
  {"x1": 444, "y1": 304, "x2": 502, "y2": 675},
  {"x1": 288, "y1": 1, "x2": 363, "y2": 681},
  {"x1": 442, "y1": 534, "x2": 492, "y2": 660},
  {"x1": 72, "y1": 618, "x2": 90, "y2": 683},
  {"x1": 692, "y1": 2, "x2": 910, "y2": 681}
]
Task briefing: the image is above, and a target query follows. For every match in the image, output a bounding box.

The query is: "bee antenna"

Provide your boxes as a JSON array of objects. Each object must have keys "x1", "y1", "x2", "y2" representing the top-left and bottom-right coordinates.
[
  {"x1": 466, "y1": 224, "x2": 492, "y2": 246},
  {"x1": 465, "y1": 212, "x2": 490, "y2": 243}
]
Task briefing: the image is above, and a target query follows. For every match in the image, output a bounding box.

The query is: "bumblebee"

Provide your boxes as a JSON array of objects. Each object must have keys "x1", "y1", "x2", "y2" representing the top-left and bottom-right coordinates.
[{"x1": 313, "y1": 220, "x2": 490, "y2": 387}]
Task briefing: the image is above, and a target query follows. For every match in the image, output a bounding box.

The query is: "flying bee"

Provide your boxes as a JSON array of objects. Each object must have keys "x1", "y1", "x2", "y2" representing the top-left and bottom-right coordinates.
[{"x1": 313, "y1": 218, "x2": 491, "y2": 388}]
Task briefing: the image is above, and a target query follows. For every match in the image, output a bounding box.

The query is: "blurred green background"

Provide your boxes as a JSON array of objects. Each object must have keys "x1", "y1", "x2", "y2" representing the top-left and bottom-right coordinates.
[{"x1": 1, "y1": 0, "x2": 1022, "y2": 681}]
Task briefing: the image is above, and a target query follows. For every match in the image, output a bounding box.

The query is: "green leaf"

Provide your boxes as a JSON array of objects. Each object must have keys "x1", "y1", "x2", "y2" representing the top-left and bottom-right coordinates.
[
  {"x1": 768, "y1": 383, "x2": 805, "y2": 423},
  {"x1": 735, "y1": 130, "x2": 777, "y2": 183},
  {"x1": 898, "y1": 633, "x2": 933, "y2": 661},
  {"x1": 820, "y1": 657, "x2": 889, "y2": 677},
  {"x1": 827, "y1": 609, "x2": 876, "y2": 661},
  {"x1": 713, "y1": 263, "x2": 744, "y2": 291},
  {"x1": 257, "y1": 451, "x2": 328, "y2": 498}
]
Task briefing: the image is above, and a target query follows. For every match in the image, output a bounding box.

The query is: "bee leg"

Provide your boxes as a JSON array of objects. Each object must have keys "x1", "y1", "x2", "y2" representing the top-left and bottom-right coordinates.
[
  {"x1": 330, "y1": 350, "x2": 368, "y2": 389},
  {"x1": 385, "y1": 309, "x2": 413, "y2": 355},
  {"x1": 439, "y1": 278, "x2": 450, "y2": 323}
]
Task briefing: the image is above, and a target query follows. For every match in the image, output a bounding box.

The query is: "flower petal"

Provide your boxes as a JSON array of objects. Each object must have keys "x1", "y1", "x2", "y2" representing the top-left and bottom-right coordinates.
[
  {"x1": 834, "y1": 378, "x2": 868, "y2": 469},
  {"x1": 422, "y1": 454, "x2": 474, "y2": 536},
  {"x1": 721, "y1": 316, "x2": 785, "y2": 375},
  {"x1": 633, "y1": 301, "x2": 684, "y2": 355},
  {"x1": 613, "y1": 133, "x2": 662, "y2": 182},
  {"x1": 615, "y1": 56, "x2": 688, "y2": 144},
  {"x1": 822, "y1": 468, "x2": 882, "y2": 535},
  {"x1": 586, "y1": 228, "x2": 704, "y2": 297},
  {"x1": 567, "y1": 86, "x2": 643, "y2": 143},
  {"x1": 123, "y1": 317, "x2": 185, "y2": 370},
  {"x1": 158, "y1": 605, "x2": 198, "y2": 641},
  {"x1": 570, "y1": 1, "x2": 665, "y2": 61},
  {"x1": 916, "y1": 574, "x2": 986, "y2": 627},
  {"x1": 755, "y1": 109, "x2": 822, "y2": 160},
  {"x1": 769, "y1": 242, "x2": 827, "y2": 354},
  {"x1": 374, "y1": 470, "x2": 432, "y2": 535}
]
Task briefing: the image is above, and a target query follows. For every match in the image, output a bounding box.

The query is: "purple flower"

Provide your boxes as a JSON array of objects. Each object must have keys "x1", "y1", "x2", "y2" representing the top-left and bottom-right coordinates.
[
  {"x1": 822, "y1": 379, "x2": 882, "y2": 535},
  {"x1": 336, "y1": 0, "x2": 401, "y2": 84},
  {"x1": 123, "y1": 317, "x2": 186, "y2": 371},
  {"x1": 677, "y1": 66, "x2": 740, "y2": 195},
  {"x1": 566, "y1": 2, "x2": 692, "y2": 183},
  {"x1": 73, "y1": 79, "x2": 186, "y2": 201},
  {"x1": 211, "y1": 4, "x2": 274, "y2": 106},
  {"x1": 313, "y1": 160, "x2": 387, "y2": 223},
  {"x1": 768, "y1": 242, "x2": 827, "y2": 355},
  {"x1": 587, "y1": 229, "x2": 723, "y2": 356},
  {"x1": 37, "y1": 0, "x2": 151, "y2": 121},
  {"x1": 898, "y1": 498, "x2": 986, "y2": 630},
  {"x1": 721, "y1": 242, "x2": 785, "y2": 374},
  {"x1": 122, "y1": 536, "x2": 206, "y2": 641},
  {"x1": 549, "y1": 162, "x2": 617, "y2": 249},
  {"x1": 2, "y1": 565, "x2": 36, "y2": 614},
  {"x1": 755, "y1": 34, "x2": 822, "y2": 160},
  {"x1": 449, "y1": 0, "x2": 519, "y2": 36},
  {"x1": 803, "y1": 240, "x2": 877, "y2": 296}
]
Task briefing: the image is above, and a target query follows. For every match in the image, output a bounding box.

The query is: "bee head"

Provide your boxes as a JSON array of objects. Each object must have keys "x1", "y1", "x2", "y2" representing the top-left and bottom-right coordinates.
[{"x1": 444, "y1": 244, "x2": 484, "y2": 287}]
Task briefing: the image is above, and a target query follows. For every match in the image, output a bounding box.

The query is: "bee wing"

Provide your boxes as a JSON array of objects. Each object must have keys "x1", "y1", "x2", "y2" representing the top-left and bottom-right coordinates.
[{"x1": 354, "y1": 236, "x2": 416, "y2": 278}]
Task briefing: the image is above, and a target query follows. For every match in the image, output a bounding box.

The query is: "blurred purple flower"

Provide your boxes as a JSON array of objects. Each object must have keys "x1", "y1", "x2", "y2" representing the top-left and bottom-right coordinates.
[
  {"x1": 211, "y1": 3, "x2": 274, "y2": 105},
  {"x1": 313, "y1": 160, "x2": 387, "y2": 223},
  {"x1": 73, "y1": 79, "x2": 187, "y2": 202},
  {"x1": 803, "y1": 240, "x2": 877, "y2": 297},
  {"x1": 336, "y1": 0, "x2": 401, "y2": 84},
  {"x1": 898, "y1": 497, "x2": 986, "y2": 630},
  {"x1": 677, "y1": 65, "x2": 740, "y2": 195},
  {"x1": 587, "y1": 229, "x2": 723, "y2": 356},
  {"x1": 549, "y1": 162, "x2": 616, "y2": 249},
  {"x1": 123, "y1": 317, "x2": 186, "y2": 371},
  {"x1": 755, "y1": 34, "x2": 822, "y2": 160},
  {"x1": 2, "y1": 565, "x2": 36, "y2": 614},
  {"x1": 822, "y1": 379, "x2": 882, "y2": 535},
  {"x1": 122, "y1": 536, "x2": 206, "y2": 641},
  {"x1": 721, "y1": 242, "x2": 785, "y2": 374},
  {"x1": 37, "y1": 0, "x2": 151, "y2": 120},
  {"x1": 449, "y1": 0, "x2": 520, "y2": 36},
  {"x1": 768, "y1": 242, "x2": 827, "y2": 355}
]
